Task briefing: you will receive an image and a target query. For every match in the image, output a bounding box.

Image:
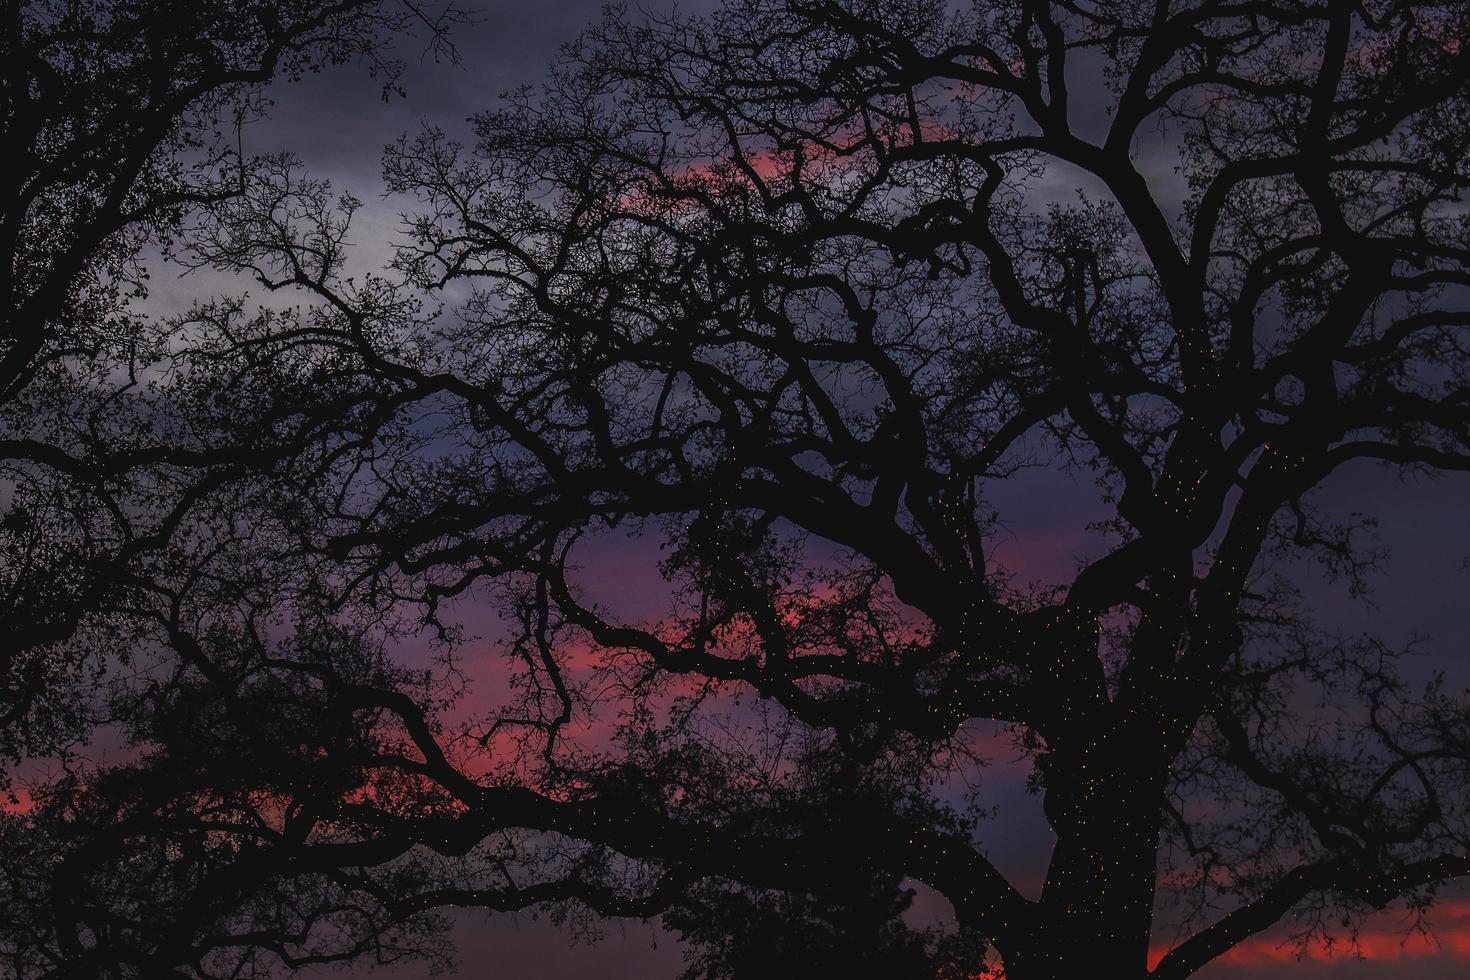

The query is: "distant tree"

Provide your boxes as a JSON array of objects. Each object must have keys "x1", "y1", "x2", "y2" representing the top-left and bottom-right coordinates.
[{"x1": 10, "y1": 1, "x2": 1470, "y2": 979}]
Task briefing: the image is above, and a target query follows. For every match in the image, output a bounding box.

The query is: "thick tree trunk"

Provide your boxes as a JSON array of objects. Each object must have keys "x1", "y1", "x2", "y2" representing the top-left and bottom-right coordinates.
[
  {"x1": 1002, "y1": 942, "x2": 1150, "y2": 980},
  {"x1": 1007, "y1": 734, "x2": 1167, "y2": 980},
  {"x1": 1000, "y1": 875, "x2": 1157, "y2": 980}
]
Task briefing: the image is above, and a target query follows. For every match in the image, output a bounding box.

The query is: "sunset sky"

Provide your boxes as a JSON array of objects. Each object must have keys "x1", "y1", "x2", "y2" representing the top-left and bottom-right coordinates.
[{"x1": 172, "y1": 2, "x2": 1470, "y2": 976}]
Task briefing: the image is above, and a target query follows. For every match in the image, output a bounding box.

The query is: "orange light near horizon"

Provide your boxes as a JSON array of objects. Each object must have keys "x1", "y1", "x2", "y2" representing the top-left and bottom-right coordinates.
[
  {"x1": 0, "y1": 786, "x2": 35, "y2": 815},
  {"x1": 1148, "y1": 901, "x2": 1470, "y2": 972}
]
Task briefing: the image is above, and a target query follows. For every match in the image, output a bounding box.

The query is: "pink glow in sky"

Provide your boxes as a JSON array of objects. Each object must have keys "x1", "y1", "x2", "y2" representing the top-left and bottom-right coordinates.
[{"x1": 158, "y1": 2, "x2": 1470, "y2": 976}]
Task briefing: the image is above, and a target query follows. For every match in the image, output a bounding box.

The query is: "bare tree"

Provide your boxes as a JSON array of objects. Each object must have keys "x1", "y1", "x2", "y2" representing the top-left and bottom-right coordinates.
[
  {"x1": 0, "y1": 0, "x2": 460, "y2": 764},
  {"x1": 0, "y1": 4, "x2": 466, "y2": 975},
  {"x1": 10, "y1": 1, "x2": 1470, "y2": 978}
]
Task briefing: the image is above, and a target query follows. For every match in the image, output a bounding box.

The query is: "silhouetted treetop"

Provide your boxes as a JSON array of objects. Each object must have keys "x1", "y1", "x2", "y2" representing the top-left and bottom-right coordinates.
[
  {"x1": 7, "y1": 2, "x2": 1470, "y2": 978},
  {"x1": 0, "y1": 0, "x2": 461, "y2": 763},
  {"x1": 1, "y1": 6, "x2": 465, "y2": 974},
  {"x1": 169, "y1": 1, "x2": 1470, "y2": 977}
]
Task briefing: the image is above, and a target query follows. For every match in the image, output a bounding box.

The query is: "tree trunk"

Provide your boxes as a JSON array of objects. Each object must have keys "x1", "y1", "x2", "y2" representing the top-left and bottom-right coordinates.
[{"x1": 1008, "y1": 737, "x2": 1167, "y2": 980}]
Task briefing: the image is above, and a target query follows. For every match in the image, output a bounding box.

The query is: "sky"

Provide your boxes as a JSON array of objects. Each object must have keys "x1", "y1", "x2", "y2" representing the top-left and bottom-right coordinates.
[{"x1": 185, "y1": 2, "x2": 1470, "y2": 977}]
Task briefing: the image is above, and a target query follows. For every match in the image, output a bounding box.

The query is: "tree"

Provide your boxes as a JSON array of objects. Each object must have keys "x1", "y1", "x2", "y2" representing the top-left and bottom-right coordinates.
[
  {"x1": 0, "y1": 3, "x2": 467, "y2": 975},
  {"x1": 0, "y1": 0, "x2": 459, "y2": 764},
  {"x1": 10, "y1": 1, "x2": 1470, "y2": 978}
]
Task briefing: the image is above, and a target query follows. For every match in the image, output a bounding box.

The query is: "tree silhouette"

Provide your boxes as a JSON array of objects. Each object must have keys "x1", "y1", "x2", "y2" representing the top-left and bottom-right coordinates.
[
  {"x1": 7, "y1": 1, "x2": 1470, "y2": 978},
  {"x1": 0, "y1": 3, "x2": 464, "y2": 975},
  {"x1": 0, "y1": 0, "x2": 458, "y2": 762}
]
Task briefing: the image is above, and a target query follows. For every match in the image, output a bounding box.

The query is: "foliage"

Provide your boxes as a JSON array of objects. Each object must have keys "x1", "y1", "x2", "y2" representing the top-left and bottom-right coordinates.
[{"x1": 6, "y1": 2, "x2": 1470, "y2": 978}]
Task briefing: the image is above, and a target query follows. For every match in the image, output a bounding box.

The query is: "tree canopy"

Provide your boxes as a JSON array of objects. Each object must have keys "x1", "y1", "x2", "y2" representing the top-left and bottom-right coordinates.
[
  {"x1": 1, "y1": 1, "x2": 463, "y2": 975},
  {"x1": 5, "y1": 1, "x2": 1470, "y2": 979}
]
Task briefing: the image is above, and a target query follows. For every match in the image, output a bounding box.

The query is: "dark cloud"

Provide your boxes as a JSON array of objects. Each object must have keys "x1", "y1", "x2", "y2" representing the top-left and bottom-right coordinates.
[{"x1": 250, "y1": 1, "x2": 607, "y2": 184}]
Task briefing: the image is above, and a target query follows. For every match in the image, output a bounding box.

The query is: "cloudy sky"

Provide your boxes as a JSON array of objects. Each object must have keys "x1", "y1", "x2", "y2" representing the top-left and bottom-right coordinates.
[{"x1": 191, "y1": 2, "x2": 1470, "y2": 977}]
